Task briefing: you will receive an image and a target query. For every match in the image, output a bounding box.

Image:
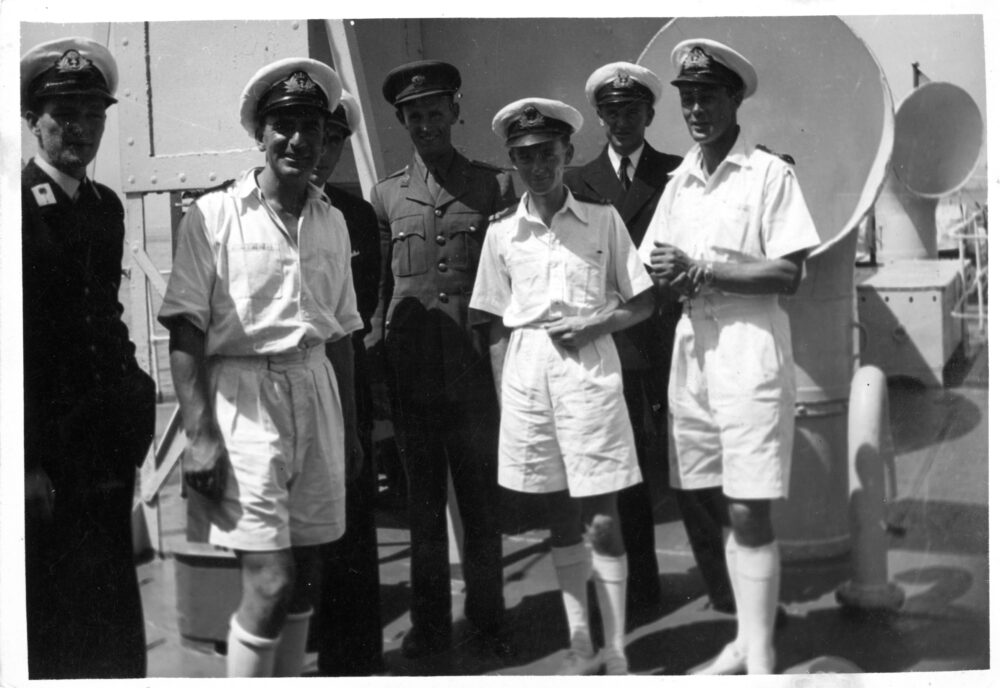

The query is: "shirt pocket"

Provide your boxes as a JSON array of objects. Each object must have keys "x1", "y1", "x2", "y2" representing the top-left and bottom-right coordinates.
[
  {"x1": 228, "y1": 242, "x2": 286, "y2": 301},
  {"x1": 389, "y1": 213, "x2": 428, "y2": 277},
  {"x1": 562, "y1": 239, "x2": 607, "y2": 307},
  {"x1": 443, "y1": 212, "x2": 486, "y2": 272},
  {"x1": 706, "y1": 201, "x2": 758, "y2": 261}
]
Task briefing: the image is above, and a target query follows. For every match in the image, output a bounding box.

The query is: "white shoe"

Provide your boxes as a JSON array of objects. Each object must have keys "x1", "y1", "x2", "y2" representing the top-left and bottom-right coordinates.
[
  {"x1": 557, "y1": 648, "x2": 604, "y2": 675},
  {"x1": 602, "y1": 648, "x2": 629, "y2": 676},
  {"x1": 687, "y1": 642, "x2": 747, "y2": 675}
]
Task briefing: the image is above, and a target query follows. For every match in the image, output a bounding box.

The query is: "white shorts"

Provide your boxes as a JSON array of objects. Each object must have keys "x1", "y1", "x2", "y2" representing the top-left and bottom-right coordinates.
[
  {"x1": 498, "y1": 327, "x2": 641, "y2": 497},
  {"x1": 668, "y1": 296, "x2": 795, "y2": 500},
  {"x1": 187, "y1": 345, "x2": 346, "y2": 551}
]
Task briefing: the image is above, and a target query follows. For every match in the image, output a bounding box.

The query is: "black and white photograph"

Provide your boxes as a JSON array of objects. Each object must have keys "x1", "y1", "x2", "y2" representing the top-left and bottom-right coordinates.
[{"x1": 1, "y1": 1, "x2": 993, "y2": 684}]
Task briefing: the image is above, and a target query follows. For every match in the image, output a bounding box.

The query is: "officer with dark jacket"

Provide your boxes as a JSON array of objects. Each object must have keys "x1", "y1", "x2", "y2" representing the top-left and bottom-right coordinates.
[
  {"x1": 565, "y1": 62, "x2": 685, "y2": 613},
  {"x1": 310, "y1": 91, "x2": 385, "y2": 676},
  {"x1": 370, "y1": 60, "x2": 516, "y2": 659},
  {"x1": 21, "y1": 36, "x2": 156, "y2": 679}
]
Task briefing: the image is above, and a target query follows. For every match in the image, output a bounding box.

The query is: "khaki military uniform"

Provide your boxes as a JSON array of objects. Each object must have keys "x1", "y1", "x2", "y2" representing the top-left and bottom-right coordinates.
[{"x1": 371, "y1": 150, "x2": 515, "y2": 641}]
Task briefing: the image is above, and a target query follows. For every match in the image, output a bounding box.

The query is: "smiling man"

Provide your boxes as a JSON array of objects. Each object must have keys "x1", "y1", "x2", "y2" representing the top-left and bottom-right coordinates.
[
  {"x1": 370, "y1": 60, "x2": 515, "y2": 660},
  {"x1": 21, "y1": 36, "x2": 157, "y2": 679},
  {"x1": 564, "y1": 61, "x2": 686, "y2": 615},
  {"x1": 471, "y1": 98, "x2": 655, "y2": 675},
  {"x1": 639, "y1": 39, "x2": 820, "y2": 675},
  {"x1": 159, "y1": 57, "x2": 361, "y2": 678}
]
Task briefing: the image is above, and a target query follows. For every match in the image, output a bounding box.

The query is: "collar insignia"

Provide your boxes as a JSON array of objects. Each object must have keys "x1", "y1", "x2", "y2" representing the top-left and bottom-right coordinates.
[{"x1": 31, "y1": 183, "x2": 57, "y2": 207}]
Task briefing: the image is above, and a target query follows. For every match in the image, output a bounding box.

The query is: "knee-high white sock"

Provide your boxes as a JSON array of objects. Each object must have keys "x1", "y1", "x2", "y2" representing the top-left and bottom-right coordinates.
[
  {"x1": 273, "y1": 608, "x2": 313, "y2": 677},
  {"x1": 551, "y1": 543, "x2": 593, "y2": 655},
  {"x1": 736, "y1": 541, "x2": 780, "y2": 674},
  {"x1": 591, "y1": 552, "x2": 628, "y2": 656},
  {"x1": 227, "y1": 614, "x2": 278, "y2": 677},
  {"x1": 723, "y1": 528, "x2": 745, "y2": 649}
]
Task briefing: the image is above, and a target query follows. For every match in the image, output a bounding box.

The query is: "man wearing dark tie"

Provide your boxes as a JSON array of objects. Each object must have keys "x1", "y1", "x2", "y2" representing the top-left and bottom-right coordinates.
[{"x1": 566, "y1": 62, "x2": 732, "y2": 616}]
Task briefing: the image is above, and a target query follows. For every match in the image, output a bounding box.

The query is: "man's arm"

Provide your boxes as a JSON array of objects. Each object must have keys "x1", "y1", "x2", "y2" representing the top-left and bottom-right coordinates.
[
  {"x1": 326, "y1": 334, "x2": 363, "y2": 481},
  {"x1": 487, "y1": 316, "x2": 511, "y2": 406},
  {"x1": 544, "y1": 288, "x2": 655, "y2": 350},
  {"x1": 168, "y1": 318, "x2": 228, "y2": 500},
  {"x1": 649, "y1": 241, "x2": 808, "y2": 297}
]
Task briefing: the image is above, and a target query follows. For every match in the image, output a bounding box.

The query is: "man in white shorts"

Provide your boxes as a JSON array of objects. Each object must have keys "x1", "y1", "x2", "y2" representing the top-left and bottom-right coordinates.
[
  {"x1": 471, "y1": 97, "x2": 655, "y2": 675},
  {"x1": 638, "y1": 39, "x2": 820, "y2": 674},
  {"x1": 159, "y1": 57, "x2": 362, "y2": 677}
]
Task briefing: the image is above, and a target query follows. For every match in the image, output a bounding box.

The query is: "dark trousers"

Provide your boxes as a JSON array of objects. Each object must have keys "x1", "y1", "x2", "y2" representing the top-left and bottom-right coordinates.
[
  {"x1": 315, "y1": 333, "x2": 384, "y2": 675},
  {"x1": 25, "y1": 370, "x2": 155, "y2": 679},
  {"x1": 619, "y1": 369, "x2": 661, "y2": 605},
  {"x1": 675, "y1": 486, "x2": 733, "y2": 608},
  {"x1": 393, "y1": 398, "x2": 504, "y2": 639}
]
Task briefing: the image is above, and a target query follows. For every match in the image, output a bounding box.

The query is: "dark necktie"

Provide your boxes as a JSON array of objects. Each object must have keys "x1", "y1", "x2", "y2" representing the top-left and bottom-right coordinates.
[{"x1": 618, "y1": 157, "x2": 631, "y2": 191}]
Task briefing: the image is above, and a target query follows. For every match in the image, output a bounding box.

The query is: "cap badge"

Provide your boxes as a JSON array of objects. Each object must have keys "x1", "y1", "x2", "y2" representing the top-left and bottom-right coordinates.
[
  {"x1": 516, "y1": 105, "x2": 544, "y2": 129},
  {"x1": 411, "y1": 74, "x2": 426, "y2": 87},
  {"x1": 613, "y1": 70, "x2": 633, "y2": 88},
  {"x1": 282, "y1": 70, "x2": 319, "y2": 95},
  {"x1": 683, "y1": 47, "x2": 712, "y2": 70},
  {"x1": 55, "y1": 49, "x2": 92, "y2": 74}
]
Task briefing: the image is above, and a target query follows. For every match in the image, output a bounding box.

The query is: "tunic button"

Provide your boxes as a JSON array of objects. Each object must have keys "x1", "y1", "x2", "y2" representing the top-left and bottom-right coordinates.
[
  {"x1": 438, "y1": 293, "x2": 449, "y2": 303},
  {"x1": 89, "y1": 344, "x2": 98, "y2": 353},
  {"x1": 436, "y1": 234, "x2": 446, "y2": 245},
  {"x1": 397, "y1": 232, "x2": 405, "y2": 238},
  {"x1": 437, "y1": 261, "x2": 447, "y2": 272},
  {"x1": 434, "y1": 209, "x2": 444, "y2": 217},
  {"x1": 83, "y1": 287, "x2": 91, "y2": 296}
]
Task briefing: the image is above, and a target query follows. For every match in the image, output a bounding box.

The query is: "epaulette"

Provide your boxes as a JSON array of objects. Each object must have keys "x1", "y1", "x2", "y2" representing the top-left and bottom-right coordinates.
[
  {"x1": 488, "y1": 204, "x2": 518, "y2": 223},
  {"x1": 378, "y1": 166, "x2": 409, "y2": 183},
  {"x1": 756, "y1": 144, "x2": 795, "y2": 166},
  {"x1": 570, "y1": 189, "x2": 612, "y2": 205}
]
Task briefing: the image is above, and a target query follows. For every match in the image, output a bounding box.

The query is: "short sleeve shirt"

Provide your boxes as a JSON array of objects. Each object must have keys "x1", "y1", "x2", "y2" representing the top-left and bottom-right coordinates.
[
  {"x1": 471, "y1": 190, "x2": 653, "y2": 329},
  {"x1": 158, "y1": 168, "x2": 362, "y2": 356},
  {"x1": 638, "y1": 133, "x2": 820, "y2": 270}
]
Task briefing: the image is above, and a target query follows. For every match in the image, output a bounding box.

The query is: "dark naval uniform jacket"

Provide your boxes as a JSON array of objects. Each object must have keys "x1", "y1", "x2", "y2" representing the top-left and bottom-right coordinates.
[
  {"x1": 22, "y1": 159, "x2": 155, "y2": 679},
  {"x1": 371, "y1": 151, "x2": 516, "y2": 406},
  {"x1": 565, "y1": 142, "x2": 683, "y2": 373}
]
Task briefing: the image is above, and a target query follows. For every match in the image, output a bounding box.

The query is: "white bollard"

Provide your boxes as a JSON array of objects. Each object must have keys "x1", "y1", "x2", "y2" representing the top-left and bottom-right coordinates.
[{"x1": 835, "y1": 365, "x2": 904, "y2": 611}]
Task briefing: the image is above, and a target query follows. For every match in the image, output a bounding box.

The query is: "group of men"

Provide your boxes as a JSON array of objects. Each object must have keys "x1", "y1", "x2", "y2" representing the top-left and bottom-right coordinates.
[{"x1": 21, "y1": 31, "x2": 817, "y2": 679}]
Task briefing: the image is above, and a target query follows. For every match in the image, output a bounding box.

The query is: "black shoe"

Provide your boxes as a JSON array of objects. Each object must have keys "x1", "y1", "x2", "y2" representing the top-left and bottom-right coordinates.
[{"x1": 401, "y1": 627, "x2": 451, "y2": 659}]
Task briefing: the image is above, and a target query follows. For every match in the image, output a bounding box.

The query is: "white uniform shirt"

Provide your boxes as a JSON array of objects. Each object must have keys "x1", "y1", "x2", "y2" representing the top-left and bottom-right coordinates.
[
  {"x1": 471, "y1": 190, "x2": 653, "y2": 328},
  {"x1": 638, "y1": 132, "x2": 820, "y2": 279},
  {"x1": 159, "y1": 168, "x2": 362, "y2": 356}
]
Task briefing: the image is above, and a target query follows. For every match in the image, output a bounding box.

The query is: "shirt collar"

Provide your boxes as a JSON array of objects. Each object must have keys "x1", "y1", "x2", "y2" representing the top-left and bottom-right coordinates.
[
  {"x1": 415, "y1": 148, "x2": 456, "y2": 180},
  {"x1": 606, "y1": 141, "x2": 645, "y2": 175},
  {"x1": 514, "y1": 186, "x2": 587, "y2": 234},
  {"x1": 236, "y1": 167, "x2": 326, "y2": 204},
  {"x1": 33, "y1": 156, "x2": 85, "y2": 199},
  {"x1": 683, "y1": 128, "x2": 753, "y2": 183}
]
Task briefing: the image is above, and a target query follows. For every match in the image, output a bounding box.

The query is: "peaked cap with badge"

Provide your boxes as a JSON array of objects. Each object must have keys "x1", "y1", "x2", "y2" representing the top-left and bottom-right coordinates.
[
  {"x1": 21, "y1": 36, "x2": 119, "y2": 111},
  {"x1": 382, "y1": 60, "x2": 461, "y2": 107},
  {"x1": 492, "y1": 98, "x2": 584, "y2": 148},
  {"x1": 239, "y1": 57, "x2": 343, "y2": 136},
  {"x1": 585, "y1": 61, "x2": 662, "y2": 107},
  {"x1": 670, "y1": 38, "x2": 758, "y2": 98}
]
